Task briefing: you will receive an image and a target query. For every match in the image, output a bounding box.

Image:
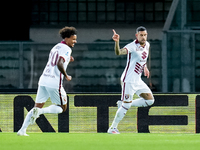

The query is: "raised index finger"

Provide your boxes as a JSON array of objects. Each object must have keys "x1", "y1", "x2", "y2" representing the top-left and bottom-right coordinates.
[{"x1": 112, "y1": 29, "x2": 117, "y2": 35}]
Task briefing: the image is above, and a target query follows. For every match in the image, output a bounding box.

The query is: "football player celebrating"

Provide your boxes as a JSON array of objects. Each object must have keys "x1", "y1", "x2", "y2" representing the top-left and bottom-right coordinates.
[
  {"x1": 17, "y1": 26, "x2": 77, "y2": 136},
  {"x1": 108, "y1": 26, "x2": 155, "y2": 134}
]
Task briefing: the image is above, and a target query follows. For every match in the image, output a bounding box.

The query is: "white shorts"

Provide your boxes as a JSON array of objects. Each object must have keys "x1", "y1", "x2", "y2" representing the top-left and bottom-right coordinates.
[
  {"x1": 35, "y1": 86, "x2": 67, "y2": 105},
  {"x1": 121, "y1": 80, "x2": 152, "y2": 102}
]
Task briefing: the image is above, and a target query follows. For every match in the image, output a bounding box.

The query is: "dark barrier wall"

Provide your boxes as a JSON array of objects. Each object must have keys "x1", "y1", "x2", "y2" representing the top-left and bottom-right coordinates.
[
  {"x1": 14, "y1": 96, "x2": 69, "y2": 132},
  {"x1": 11, "y1": 94, "x2": 200, "y2": 133},
  {"x1": 137, "y1": 95, "x2": 188, "y2": 133},
  {"x1": 74, "y1": 95, "x2": 188, "y2": 133}
]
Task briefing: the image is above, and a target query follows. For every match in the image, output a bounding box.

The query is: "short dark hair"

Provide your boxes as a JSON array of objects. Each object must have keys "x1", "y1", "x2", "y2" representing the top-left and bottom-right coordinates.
[
  {"x1": 136, "y1": 26, "x2": 147, "y2": 33},
  {"x1": 59, "y1": 26, "x2": 77, "y2": 39}
]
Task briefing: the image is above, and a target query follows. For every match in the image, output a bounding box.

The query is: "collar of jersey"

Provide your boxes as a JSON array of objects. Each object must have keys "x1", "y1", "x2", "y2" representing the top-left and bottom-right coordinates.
[{"x1": 61, "y1": 40, "x2": 66, "y2": 45}]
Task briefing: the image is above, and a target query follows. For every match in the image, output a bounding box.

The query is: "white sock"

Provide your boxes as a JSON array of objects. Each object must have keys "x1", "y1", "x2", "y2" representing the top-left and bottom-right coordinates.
[
  {"x1": 18, "y1": 105, "x2": 63, "y2": 133},
  {"x1": 39, "y1": 105, "x2": 63, "y2": 115},
  {"x1": 18, "y1": 109, "x2": 33, "y2": 133},
  {"x1": 111, "y1": 103, "x2": 132, "y2": 128},
  {"x1": 131, "y1": 98, "x2": 154, "y2": 107}
]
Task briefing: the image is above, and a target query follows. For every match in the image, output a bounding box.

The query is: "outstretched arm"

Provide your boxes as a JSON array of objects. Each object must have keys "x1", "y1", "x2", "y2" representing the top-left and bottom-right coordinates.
[
  {"x1": 57, "y1": 57, "x2": 72, "y2": 81},
  {"x1": 112, "y1": 29, "x2": 128, "y2": 55}
]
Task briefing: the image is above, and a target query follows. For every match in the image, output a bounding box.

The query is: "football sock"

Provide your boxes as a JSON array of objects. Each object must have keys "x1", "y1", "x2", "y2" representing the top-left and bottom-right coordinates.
[
  {"x1": 111, "y1": 102, "x2": 132, "y2": 128},
  {"x1": 18, "y1": 105, "x2": 63, "y2": 133},
  {"x1": 18, "y1": 108, "x2": 33, "y2": 133},
  {"x1": 131, "y1": 98, "x2": 154, "y2": 107},
  {"x1": 39, "y1": 105, "x2": 63, "y2": 114}
]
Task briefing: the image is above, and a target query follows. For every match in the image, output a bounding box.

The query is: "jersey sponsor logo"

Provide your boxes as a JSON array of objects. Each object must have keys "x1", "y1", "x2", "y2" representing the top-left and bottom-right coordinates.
[
  {"x1": 65, "y1": 52, "x2": 69, "y2": 56},
  {"x1": 55, "y1": 46, "x2": 61, "y2": 49},
  {"x1": 43, "y1": 73, "x2": 55, "y2": 78},
  {"x1": 136, "y1": 46, "x2": 144, "y2": 51},
  {"x1": 45, "y1": 69, "x2": 50, "y2": 73}
]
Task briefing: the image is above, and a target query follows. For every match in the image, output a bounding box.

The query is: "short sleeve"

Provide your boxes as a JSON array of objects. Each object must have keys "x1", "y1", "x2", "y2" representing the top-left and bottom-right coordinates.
[
  {"x1": 59, "y1": 47, "x2": 71, "y2": 63},
  {"x1": 146, "y1": 42, "x2": 150, "y2": 50},
  {"x1": 124, "y1": 42, "x2": 135, "y2": 53}
]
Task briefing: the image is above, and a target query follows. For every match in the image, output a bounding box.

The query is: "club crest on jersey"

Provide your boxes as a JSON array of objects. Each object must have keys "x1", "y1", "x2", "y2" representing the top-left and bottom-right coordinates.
[
  {"x1": 141, "y1": 51, "x2": 147, "y2": 59},
  {"x1": 125, "y1": 94, "x2": 129, "y2": 99}
]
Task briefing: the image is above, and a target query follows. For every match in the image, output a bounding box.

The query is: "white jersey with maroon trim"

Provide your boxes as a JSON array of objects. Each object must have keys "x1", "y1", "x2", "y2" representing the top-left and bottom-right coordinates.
[
  {"x1": 38, "y1": 42, "x2": 71, "y2": 89},
  {"x1": 120, "y1": 39, "x2": 150, "y2": 83}
]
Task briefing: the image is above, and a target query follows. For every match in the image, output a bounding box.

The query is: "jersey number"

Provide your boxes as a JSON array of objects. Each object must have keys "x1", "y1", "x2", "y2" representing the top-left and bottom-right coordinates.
[{"x1": 50, "y1": 51, "x2": 59, "y2": 66}]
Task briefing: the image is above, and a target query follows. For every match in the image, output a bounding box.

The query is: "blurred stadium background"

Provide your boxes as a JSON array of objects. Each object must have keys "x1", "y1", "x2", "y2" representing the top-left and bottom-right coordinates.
[
  {"x1": 1, "y1": 0, "x2": 199, "y2": 93},
  {"x1": 0, "y1": 0, "x2": 200, "y2": 133}
]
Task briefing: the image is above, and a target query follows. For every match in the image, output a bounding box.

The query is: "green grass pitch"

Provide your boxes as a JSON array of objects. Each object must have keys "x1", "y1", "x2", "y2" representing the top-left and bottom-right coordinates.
[{"x1": 1, "y1": 133, "x2": 200, "y2": 150}]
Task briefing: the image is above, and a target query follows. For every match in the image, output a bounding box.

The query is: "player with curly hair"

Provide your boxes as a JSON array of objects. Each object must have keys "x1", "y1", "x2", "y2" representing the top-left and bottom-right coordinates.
[{"x1": 17, "y1": 26, "x2": 77, "y2": 136}]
